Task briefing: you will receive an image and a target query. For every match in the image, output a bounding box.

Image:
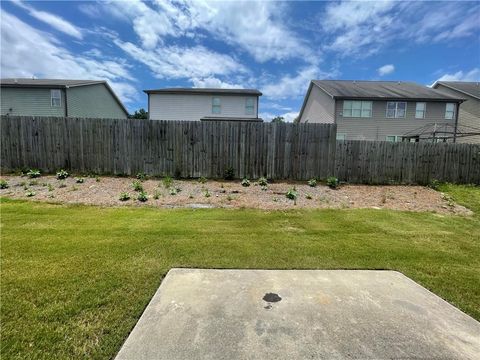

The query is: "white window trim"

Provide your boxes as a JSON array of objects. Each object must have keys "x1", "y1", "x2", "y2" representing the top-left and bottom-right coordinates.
[
  {"x1": 386, "y1": 101, "x2": 407, "y2": 119},
  {"x1": 336, "y1": 133, "x2": 346, "y2": 141},
  {"x1": 342, "y1": 100, "x2": 372, "y2": 118},
  {"x1": 51, "y1": 89, "x2": 61, "y2": 107},
  {"x1": 415, "y1": 102, "x2": 426, "y2": 119},
  {"x1": 245, "y1": 98, "x2": 254, "y2": 115},
  {"x1": 212, "y1": 97, "x2": 221, "y2": 114},
  {"x1": 386, "y1": 135, "x2": 402, "y2": 142},
  {"x1": 445, "y1": 103, "x2": 456, "y2": 120}
]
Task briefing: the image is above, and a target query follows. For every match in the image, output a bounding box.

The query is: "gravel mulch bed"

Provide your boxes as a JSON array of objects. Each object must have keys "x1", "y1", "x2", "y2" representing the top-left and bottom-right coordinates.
[{"x1": 0, "y1": 175, "x2": 472, "y2": 215}]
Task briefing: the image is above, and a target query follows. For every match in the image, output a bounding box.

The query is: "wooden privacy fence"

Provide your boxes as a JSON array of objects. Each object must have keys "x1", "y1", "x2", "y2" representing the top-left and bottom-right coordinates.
[
  {"x1": 0, "y1": 116, "x2": 337, "y2": 180},
  {"x1": 335, "y1": 140, "x2": 480, "y2": 184},
  {"x1": 1, "y1": 116, "x2": 479, "y2": 184}
]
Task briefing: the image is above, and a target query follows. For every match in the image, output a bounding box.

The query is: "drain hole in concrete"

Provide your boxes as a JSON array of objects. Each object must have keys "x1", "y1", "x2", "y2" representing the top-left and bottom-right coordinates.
[{"x1": 263, "y1": 293, "x2": 282, "y2": 303}]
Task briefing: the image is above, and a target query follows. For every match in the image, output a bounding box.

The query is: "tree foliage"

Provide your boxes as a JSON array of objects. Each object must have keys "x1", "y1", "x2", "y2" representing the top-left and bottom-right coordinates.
[{"x1": 129, "y1": 108, "x2": 148, "y2": 119}]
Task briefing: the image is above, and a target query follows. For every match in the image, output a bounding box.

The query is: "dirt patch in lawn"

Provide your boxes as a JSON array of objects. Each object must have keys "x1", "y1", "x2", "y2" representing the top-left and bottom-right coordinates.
[{"x1": 0, "y1": 175, "x2": 472, "y2": 215}]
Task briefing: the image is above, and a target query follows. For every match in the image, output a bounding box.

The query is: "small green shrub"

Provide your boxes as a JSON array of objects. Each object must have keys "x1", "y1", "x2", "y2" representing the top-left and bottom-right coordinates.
[
  {"x1": 27, "y1": 169, "x2": 41, "y2": 178},
  {"x1": 427, "y1": 179, "x2": 441, "y2": 191},
  {"x1": 0, "y1": 179, "x2": 9, "y2": 189},
  {"x1": 75, "y1": 177, "x2": 85, "y2": 184},
  {"x1": 153, "y1": 190, "x2": 161, "y2": 200},
  {"x1": 136, "y1": 172, "x2": 148, "y2": 181},
  {"x1": 132, "y1": 180, "x2": 144, "y2": 192},
  {"x1": 119, "y1": 192, "x2": 131, "y2": 201},
  {"x1": 162, "y1": 176, "x2": 173, "y2": 188},
  {"x1": 224, "y1": 167, "x2": 235, "y2": 180},
  {"x1": 241, "y1": 178, "x2": 250, "y2": 187},
  {"x1": 137, "y1": 191, "x2": 148, "y2": 202},
  {"x1": 47, "y1": 184, "x2": 54, "y2": 192},
  {"x1": 25, "y1": 190, "x2": 36, "y2": 197},
  {"x1": 56, "y1": 169, "x2": 69, "y2": 180},
  {"x1": 198, "y1": 177, "x2": 207, "y2": 184},
  {"x1": 204, "y1": 189, "x2": 211, "y2": 198},
  {"x1": 326, "y1": 176, "x2": 339, "y2": 189},
  {"x1": 95, "y1": 176, "x2": 101, "y2": 182},
  {"x1": 308, "y1": 178, "x2": 317, "y2": 187},
  {"x1": 261, "y1": 185, "x2": 268, "y2": 191},
  {"x1": 306, "y1": 194, "x2": 312, "y2": 200},
  {"x1": 29, "y1": 180, "x2": 39, "y2": 186},
  {"x1": 226, "y1": 195, "x2": 233, "y2": 201},
  {"x1": 169, "y1": 188, "x2": 178, "y2": 196},
  {"x1": 286, "y1": 187, "x2": 298, "y2": 201},
  {"x1": 58, "y1": 182, "x2": 67, "y2": 188},
  {"x1": 258, "y1": 177, "x2": 268, "y2": 186}
]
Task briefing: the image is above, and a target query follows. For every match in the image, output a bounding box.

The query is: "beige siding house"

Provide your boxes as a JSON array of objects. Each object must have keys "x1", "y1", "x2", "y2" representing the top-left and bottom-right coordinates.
[
  {"x1": 433, "y1": 81, "x2": 480, "y2": 144},
  {"x1": 299, "y1": 80, "x2": 465, "y2": 142},
  {"x1": 1, "y1": 79, "x2": 128, "y2": 119},
  {"x1": 145, "y1": 88, "x2": 262, "y2": 121}
]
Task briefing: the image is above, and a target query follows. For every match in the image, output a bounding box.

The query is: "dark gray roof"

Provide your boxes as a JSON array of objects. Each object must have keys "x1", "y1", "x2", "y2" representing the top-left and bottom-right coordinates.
[
  {"x1": 1, "y1": 78, "x2": 105, "y2": 88},
  {"x1": 144, "y1": 87, "x2": 262, "y2": 96},
  {"x1": 433, "y1": 81, "x2": 480, "y2": 100},
  {"x1": 0, "y1": 78, "x2": 129, "y2": 115},
  {"x1": 312, "y1": 80, "x2": 464, "y2": 102}
]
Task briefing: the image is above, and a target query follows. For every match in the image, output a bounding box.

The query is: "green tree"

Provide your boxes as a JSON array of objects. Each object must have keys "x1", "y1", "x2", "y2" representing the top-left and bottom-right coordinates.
[
  {"x1": 271, "y1": 116, "x2": 285, "y2": 123},
  {"x1": 129, "y1": 108, "x2": 148, "y2": 119}
]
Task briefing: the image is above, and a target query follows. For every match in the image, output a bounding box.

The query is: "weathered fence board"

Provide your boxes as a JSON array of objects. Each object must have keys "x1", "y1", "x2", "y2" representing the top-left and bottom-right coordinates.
[
  {"x1": 334, "y1": 140, "x2": 480, "y2": 184},
  {"x1": 0, "y1": 116, "x2": 336, "y2": 180}
]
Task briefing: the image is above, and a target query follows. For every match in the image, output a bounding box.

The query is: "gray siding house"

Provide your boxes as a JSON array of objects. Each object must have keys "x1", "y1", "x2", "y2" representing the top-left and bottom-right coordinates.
[
  {"x1": 1, "y1": 79, "x2": 128, "y2": 119},
  {"x1": 298, "y1": 80, "x2": 464, "y2": 142},
  {"x1": 145, "y1": 88, "x2": 262, "y2": 121},
  {"x1": 433, "y1": 81, "x2": 480, "y2": 144}
]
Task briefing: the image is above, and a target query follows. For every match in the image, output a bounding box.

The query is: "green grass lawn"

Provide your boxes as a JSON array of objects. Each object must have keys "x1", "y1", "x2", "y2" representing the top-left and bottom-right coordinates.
[{"x1": 1, "y1": 184, "x2": 479, "y2": 359}]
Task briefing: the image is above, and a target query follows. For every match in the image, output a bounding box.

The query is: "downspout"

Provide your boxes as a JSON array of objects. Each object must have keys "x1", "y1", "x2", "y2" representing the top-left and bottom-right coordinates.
[
  {"x1": 147, "y1": 93, "x2": 150, "y2": 120},
  {"x1": 453, "y1": 101, "x2": 460, "y2": 143},
  {"x1": 256, "y1": 96, "x2": 259, "y2": 119},
  {"x1": 64, "y1": 87, "x2": 69, "y2": 117}
]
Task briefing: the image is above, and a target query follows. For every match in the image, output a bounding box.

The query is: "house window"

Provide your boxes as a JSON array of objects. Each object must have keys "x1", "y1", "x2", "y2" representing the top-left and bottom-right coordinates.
[
  {"x1": 212, "y1": 97, "x2": 221, "y2": 114},
  {"x1": 386, "y1": 135, "x2": 402, "y2": 142},
  {"x1": 343, "y1": 100, "x2": 372, "y2": 117},
  {"x1": 445, "y1": 103, "x2": 455, "y2": 119},
  {"x1": 415, "y1": 102, "x2": 426, "y2": 119},
  {"x1": 51, "y1": 89, "x2": 61, "y2": 107},
  {"x1": 245, "y1": 98, "x2": 255, "y2": 115},
  {"x1": 336, "y1": 133, "x2": 346, "y2": 141},
  {"x1": 386, "y1": 102, "x2": 406, "y2": 118}
]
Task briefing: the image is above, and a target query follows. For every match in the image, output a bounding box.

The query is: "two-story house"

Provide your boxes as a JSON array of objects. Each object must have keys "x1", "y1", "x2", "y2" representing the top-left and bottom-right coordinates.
[
  {"x1": 0, "y1": 78, "x2": 129, "y2": 119},
  {"x1": 298, "y1": 80, "x2": 464, "y2": 142},
  {"x1": 144, "y1": 88, "x2": 263, "y2": 122},
  {"x1": 432, "y1": 81, "x2": 480, "y2": 144}
]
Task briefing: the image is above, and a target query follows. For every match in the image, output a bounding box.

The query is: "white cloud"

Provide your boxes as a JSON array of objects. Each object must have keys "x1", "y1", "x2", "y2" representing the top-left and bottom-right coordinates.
[
  {"x1": 435, "y1": 68, "x2": 480, "y2": 83},
  {"x1": 12, "y1": 0, "x2": 83, "y2": 39},
  {"x1": 0, "y1": 11, "x2": 137, "y2": 104},
  {"x1": 322, "y1": 1, "x2": 480, "y2": 57},
  {"x1": 115, "y1": 40, "x2": 247, "y2": 80},
  {"x1": 109, "y1": 0, "x2": 314, "y2": 63},
  {"x1": 191, "y1": 77, "x2": 244, "y2": 89},
  {"x1": 378, "y1": 64, "x2": 395, "y2": 76}
]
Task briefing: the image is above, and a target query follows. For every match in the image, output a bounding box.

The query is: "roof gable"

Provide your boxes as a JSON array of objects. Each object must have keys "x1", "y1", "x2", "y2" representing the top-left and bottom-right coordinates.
[{"x1": 433, "y1": 81, "x2": 480, "y2": 100}]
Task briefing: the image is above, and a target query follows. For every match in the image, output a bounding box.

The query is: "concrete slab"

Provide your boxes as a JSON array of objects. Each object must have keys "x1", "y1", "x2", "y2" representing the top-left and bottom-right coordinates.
[{"x1": 116, "y1": 269, "x2": 480, "y2": 360}]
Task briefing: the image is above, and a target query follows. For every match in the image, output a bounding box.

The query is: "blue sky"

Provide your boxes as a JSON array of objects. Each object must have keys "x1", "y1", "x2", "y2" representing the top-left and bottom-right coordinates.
[{"x1": 1, "y1": 1, "x2": 479, "y2": 120}]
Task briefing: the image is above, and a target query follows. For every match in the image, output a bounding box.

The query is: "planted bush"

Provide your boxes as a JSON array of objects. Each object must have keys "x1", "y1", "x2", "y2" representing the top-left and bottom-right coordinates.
[
  {"x1": 0, "y1": 179, "x2": 9, "y2": 189},
  {"x1": 198, "y1": 177, "x2": 207, "y2": 184},
  {"x1": 75, "y1": 177, "x2": 85, "y2": 184},
  {"x1": 136, "y1": 172, "x2": 148, "y2": 181},
  {"x1": 326, "y1": 176, "x2": 339, "y2": 189},
  {"x1": 153, "y1": 190, "x2": 161, "y2": 200},
  {"x1": 132, "y1": 180, "x2": 144, "y2": 192},
  {"x1": 204, "y1": 189, "x2": 211, "y2": 198},
  {"x1": 308, "y1": 178, "x2": 317, "y2": 187},
  {"x1": 162, "y1": 176, "x2": 173, "y2": 188},
  {"x1": 27, "y1": 169, "x2": 41, "y2": 178},
  {"x1": 137, "y1": 191, "x2": 148, "y2": 202},
  {"x1": 119, "y1": 192, "x2": 131, "y2": 201},
  {"x1": 56, "y1": 169, "x2": 69, "y2": 180},
  {"x1": 25, "y1": 190, "x2": 36, "y2": 197},
  {"x1": 286, "y1": 187, "x2": 298, "y2": 201},
  {"x1": 258, "y1": 177, "x2": 268, "y2": 186},
  {"x1": 427, "y1": 179, "x2": 441, "y2": 191},
  {"x1": 241, "y1": 178, "x2": 250, "y2": 187},
  {"x1": 169, "y1": 188, "x2": 178, "y2": 196},
  {"x1": 224, "y1": 167, "x2": 235, "y2": 180}
]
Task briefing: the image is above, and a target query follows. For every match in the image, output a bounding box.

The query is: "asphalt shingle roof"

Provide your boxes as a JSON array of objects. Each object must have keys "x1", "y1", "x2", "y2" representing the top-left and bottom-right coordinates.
[
  {"x1": 0, "y1": 78, "x2": 105, "y2": 87},
  {"x1": 312, "y1": 80, "x2": 464, "y2": 101},
  {"x1": 434, "y1": 81, "x2": 480, "y2": 100},
  {"x1": 144, "y1": 88, "x2": 262, "y2": 96}
]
